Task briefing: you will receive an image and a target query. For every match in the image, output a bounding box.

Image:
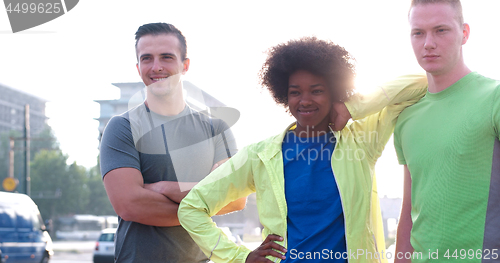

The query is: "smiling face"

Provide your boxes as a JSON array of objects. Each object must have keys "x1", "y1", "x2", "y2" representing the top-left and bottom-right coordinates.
[
  {"x1": 136, "y1": 33, "x2": 189, "y2": 96},
  {"x1": 288, "y1": 70, "x2": 332, "y2": 137},
  {"x1": 409, "y1": 3, "x2": 469, "y2": 77}
]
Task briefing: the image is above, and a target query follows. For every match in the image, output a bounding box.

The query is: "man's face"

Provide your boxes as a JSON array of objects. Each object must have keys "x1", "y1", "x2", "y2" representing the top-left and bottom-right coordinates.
[
  {"x1": 136, "y1": 33, "x2": 189, "y2": 95},
  {"x1": 409, "y1": 3, "x2": 468, "y2": 76}
]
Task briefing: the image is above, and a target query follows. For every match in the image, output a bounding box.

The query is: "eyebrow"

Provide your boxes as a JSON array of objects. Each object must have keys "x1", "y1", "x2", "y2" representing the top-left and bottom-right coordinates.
[
  {"x1": 289, "y1": 83, "x2": 325, "y2": 88},
  {"x1": 139, "y1": 52, "x2": 177, "y2": 60},
  {"x1": 433, "y1": 24, "x2": 449, "y2": 30},
  {"x1": 411, "y1": 24, "x2": 450, "y2": 31}
]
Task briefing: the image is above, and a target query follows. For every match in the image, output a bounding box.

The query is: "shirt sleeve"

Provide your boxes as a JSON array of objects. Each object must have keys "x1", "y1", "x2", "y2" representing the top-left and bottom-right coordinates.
[
  {"x1": 99, "y1": 115, "x2": 141, "y2": 179},
  {"x1": 493, "y1": 84, "x2": 500, "y2": 139},
  {"x1": 394, "y1": 124, "x2": 406, "y2": 165},
  {"x1": 344, "y1": 74, "x2": 428, "y2": 164}
]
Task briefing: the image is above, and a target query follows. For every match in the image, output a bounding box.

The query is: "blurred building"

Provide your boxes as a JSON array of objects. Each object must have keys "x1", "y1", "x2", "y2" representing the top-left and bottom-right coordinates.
[{"x1": 0, "y1": 83, "x2": 47, "y2": 135}]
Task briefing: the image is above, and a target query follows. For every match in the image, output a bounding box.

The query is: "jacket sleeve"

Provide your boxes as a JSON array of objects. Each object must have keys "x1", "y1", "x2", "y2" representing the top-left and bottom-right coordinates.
[
  {"x1": 344, "y1": 74, "x2": 428, "y2": 164},
  {"x1": 178, "y1": 146, "x2": 257, "y2": 263}
]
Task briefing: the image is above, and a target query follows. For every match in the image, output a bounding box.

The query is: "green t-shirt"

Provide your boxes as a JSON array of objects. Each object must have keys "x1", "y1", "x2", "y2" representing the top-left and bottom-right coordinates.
[{"x1": 394, "y1": 72, "x2": 500, "y2": 262}]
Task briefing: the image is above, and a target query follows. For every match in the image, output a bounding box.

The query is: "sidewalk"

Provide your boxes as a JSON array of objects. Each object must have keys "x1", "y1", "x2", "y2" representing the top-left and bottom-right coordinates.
[{"x1": 52, "y1": 241, "x2": 96, "y2": 253}]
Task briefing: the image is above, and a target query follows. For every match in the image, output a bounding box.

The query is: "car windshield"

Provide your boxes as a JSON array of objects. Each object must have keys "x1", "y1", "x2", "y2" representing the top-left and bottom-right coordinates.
[{"x1": 98, "y1": 233, "x2": 115, "y2": 242}]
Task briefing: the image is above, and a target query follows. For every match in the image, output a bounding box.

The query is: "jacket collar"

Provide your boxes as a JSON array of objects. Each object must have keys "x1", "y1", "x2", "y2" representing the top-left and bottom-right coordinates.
[{"x1": 258, "y1": 122, "x2": 341, "y2": 161}]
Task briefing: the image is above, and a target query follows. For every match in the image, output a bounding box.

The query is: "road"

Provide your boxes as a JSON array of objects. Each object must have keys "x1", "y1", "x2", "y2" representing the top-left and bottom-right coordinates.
[
  {"x1": 48, "y1": 240, "x2": 261, "y2": 263},
  {"x1": 49, "y1": 241, "x2": 94, "y2": 263}
]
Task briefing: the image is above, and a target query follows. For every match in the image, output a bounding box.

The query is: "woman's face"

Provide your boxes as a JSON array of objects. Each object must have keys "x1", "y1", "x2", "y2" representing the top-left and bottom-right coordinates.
[{"x1": 287, "y1": 70, "x2": 332, "y2": 137}]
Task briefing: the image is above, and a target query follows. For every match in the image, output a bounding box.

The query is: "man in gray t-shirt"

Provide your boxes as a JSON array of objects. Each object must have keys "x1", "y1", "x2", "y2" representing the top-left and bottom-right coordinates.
[{"x1": 100, "y1": 22, "x2": 244, "y2": 262}]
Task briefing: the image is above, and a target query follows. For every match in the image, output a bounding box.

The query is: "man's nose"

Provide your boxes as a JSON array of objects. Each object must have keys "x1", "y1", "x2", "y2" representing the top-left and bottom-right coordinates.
[
  {"x1": 424, "y1": 34, "x2": 436, "y2": 50},
  {"x1": 152, "y1": 59, "x2": 163, "y2": 72}
]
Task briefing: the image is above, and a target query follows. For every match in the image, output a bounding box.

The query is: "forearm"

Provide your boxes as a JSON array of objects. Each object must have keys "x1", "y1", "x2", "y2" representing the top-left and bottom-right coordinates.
[
  {"x1": 104, "y1": 168, "x2": 182, "y2": 227},
  {"x1": 395, "y1": 213, "x2": 413, "y2": 262},
  {"x1": 120, "y1": 189, "x2": 182, "y2": 226},
  {"x1": 145, "y1": 181, "x2": 198, "y2": 204},
  {"x1": 395, "y1": 166, "x2": 414, "y2": 262}
]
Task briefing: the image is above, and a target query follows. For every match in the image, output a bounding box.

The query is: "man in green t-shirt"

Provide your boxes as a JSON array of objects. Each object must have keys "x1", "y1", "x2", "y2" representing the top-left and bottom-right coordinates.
[{"x1": 394, "y1": 0, "x2": 500, "y2": 262}]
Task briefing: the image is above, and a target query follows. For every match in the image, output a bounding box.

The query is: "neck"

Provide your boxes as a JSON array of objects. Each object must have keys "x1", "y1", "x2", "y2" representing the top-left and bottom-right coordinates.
[
  {"x1": 427, "y1": 63, "x2": 471, "y2": 93},
  {"x1": 145, "y1": 88, "x2": 186, "y2": 116},
  {"x1": 294, "y1": 125, "x2": 330, "y2": 138}
]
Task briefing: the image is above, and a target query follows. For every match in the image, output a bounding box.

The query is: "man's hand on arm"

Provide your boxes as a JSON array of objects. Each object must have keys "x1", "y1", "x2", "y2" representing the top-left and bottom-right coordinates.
[
  {"x1": 144, "y1": 181, "x2": 197, "y2": 204},
  {"x1": 103, "y1": 167, "x2": 181, "y2": 227},
  {"x1": 395, "y1": 165, "x2": 414, "y2": 263}
]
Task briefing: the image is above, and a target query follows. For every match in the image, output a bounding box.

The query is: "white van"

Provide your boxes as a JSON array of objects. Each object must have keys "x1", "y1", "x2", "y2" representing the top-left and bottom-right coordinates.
[{"x1": 0, "y1": 191, "x2": 53, "y2": 263}]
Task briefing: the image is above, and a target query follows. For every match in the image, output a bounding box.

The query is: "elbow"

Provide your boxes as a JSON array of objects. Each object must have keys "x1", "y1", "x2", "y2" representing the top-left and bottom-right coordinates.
[
  {"x1": 111, "y1": 198, "x2": 142, "y2": 222},
  {"x1": 114, "y1": 205, "x2": 136, "y2": 222},
  {"x1": 118, "y1": 210, "x2": 136, "y2": 222}
]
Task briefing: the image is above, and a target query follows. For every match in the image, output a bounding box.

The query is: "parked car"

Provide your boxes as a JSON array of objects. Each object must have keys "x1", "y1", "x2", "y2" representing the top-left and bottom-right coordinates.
[
  {"x1": 0, "y1": 191, "x2": 54, "y2": 263},
  {"x1": 93, "y1": 228, "x2": 116, "y2": 263}
]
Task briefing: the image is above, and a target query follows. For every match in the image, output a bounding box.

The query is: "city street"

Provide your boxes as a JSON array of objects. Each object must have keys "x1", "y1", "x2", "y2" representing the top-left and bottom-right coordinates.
[
  {"x1": 48, "y1": 240, "x2": 261, "y2": 263},
  {"x1": 50, "y1": 241, "x2": 94, "y2": 263}
]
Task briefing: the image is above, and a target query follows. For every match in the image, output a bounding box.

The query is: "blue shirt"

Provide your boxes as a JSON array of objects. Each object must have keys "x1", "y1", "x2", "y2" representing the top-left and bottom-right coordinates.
[{"x1": 281, "y1": 131, "x2": 347, "y2": 262}]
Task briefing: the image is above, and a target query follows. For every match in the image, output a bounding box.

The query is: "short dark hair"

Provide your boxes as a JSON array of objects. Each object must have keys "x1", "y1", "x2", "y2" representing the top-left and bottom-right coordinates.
[
  {"x1": 409, "y1": 0, "x2": 464, "y2": 25},
  {"x1": 259, "y1": 37, "x2": 355, "y2": 109},
  {"x1": 134, "y1": 22, "x2": 187, "y2": 61}
]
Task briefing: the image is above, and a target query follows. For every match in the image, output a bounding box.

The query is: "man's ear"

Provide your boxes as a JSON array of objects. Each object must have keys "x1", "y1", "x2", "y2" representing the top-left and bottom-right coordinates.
[
  {"x1": 182, "y1": 58, "x2": 190, "y2": 74},
  {"x1": 136, "y1": 63, "x2": 140, "y2": 76},
  {"x1": 462, "y1": 23, "x2": 470, "y2": 45}
]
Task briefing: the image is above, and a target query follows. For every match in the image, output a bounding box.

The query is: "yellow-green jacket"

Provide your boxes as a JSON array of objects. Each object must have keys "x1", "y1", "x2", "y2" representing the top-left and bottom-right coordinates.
[{"x1": 179, "y1": 75, "x2": 428, "y2": 263}]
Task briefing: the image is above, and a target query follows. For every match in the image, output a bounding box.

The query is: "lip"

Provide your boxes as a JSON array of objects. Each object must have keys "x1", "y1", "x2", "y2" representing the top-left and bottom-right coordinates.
[
  {"x1": 150, "y1": 76, "x2": 169, "y2": 83},
  {"x1": 423, "y1": 54, "x2": 439, "y2": 60},
  {"x1": 297, "y1": 108, "x2": 318, "y2": 115}
]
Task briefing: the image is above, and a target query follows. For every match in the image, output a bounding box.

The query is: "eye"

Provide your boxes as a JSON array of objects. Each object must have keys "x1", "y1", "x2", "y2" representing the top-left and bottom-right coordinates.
[
  {"x1": 288, "y1": 90, "x2": 300, "y2": 96},
  {"x1": 312, "y1": 89, "x2": 324, "y2": 94}
]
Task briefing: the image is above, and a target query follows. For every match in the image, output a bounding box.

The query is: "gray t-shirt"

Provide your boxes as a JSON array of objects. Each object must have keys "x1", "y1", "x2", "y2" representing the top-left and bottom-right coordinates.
[{"x1": 100, "y1": 104, "x2": 237, "y2": 262}]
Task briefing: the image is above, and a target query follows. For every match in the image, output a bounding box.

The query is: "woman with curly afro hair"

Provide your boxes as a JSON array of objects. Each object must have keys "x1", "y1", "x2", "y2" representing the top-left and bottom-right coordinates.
[{"x1": 179, "y1": 37, "x2": 428, "y2": 263}]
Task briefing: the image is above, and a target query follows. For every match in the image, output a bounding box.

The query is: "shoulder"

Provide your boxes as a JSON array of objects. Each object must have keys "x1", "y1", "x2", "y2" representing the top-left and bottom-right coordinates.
[
  {"x1": 103, "y1": 112, "x2": 131, "y2": 134},
  {"x1": 472, "y1": 73, "x2": 500, "y2": 91},
  {"x1": 102, "y1": 104, "x2": 151, "y2": 143},
  {"x1": 105, "y1": 103, "x2": 150, "y2": 130}
]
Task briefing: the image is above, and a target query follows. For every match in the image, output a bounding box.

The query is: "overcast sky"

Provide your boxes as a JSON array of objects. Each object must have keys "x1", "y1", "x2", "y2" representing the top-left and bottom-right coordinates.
[{"x1": 1, "y1": 0, "x2": 499, "y2": 198}]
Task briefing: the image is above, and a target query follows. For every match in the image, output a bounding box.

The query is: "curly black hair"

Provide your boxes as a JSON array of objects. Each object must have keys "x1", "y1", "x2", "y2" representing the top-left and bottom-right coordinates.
[{"x1": 260, "y1": 37, "x2": 356, "y2": 108}]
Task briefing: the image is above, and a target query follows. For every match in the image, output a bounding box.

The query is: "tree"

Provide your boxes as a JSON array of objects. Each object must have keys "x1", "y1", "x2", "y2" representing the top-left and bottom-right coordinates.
[
  {"x1": 84, "y1": 165, "x2": 115, "y2": 215},
  {"x1": 0, "y1": 124, "x2": 58, "y2": 193}
]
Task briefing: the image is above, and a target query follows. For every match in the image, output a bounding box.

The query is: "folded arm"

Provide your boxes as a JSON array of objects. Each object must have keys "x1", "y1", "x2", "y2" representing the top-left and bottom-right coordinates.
[{"x1": 103, "y1": 167, "x2": 181, "y2": 227}]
